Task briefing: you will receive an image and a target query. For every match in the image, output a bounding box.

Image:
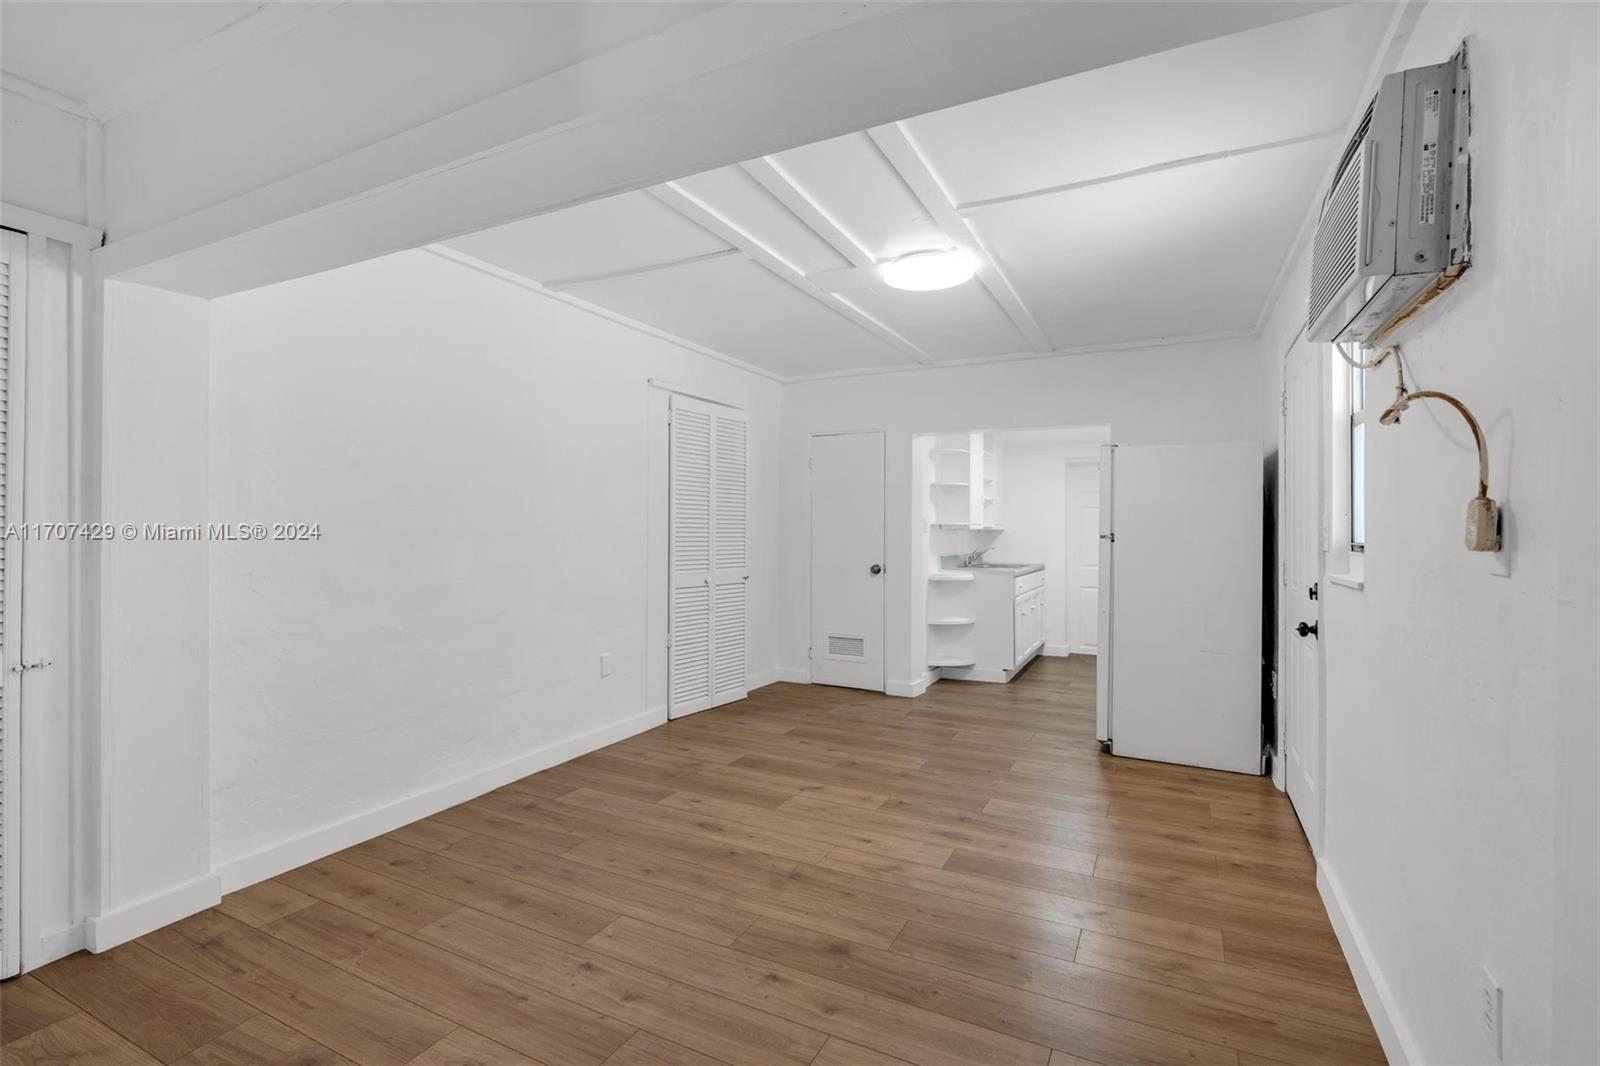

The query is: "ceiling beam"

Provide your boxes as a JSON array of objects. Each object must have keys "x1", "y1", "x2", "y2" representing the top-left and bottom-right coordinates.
[
  {"x1": 739, "y1": 157, "x2": 875, "y2": 268},
  {"x1": 866, "y1": 123, "x2": 1053, "y2": 354},
  {"x1": 955, "y1": 129, "x2": 1344, "y2": 214},
  {"x1": 543, "y1": 248, "x2": 743, "y2": 292},
  {"x1": 649, "y1": 181, "x2": 936, "y2": 366}
]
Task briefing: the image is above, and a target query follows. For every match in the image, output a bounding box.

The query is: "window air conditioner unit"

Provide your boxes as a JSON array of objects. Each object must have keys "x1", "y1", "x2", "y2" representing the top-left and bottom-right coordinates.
[{"x1": 1307, "y1": 48, "x2": 1471, "y2": 344}]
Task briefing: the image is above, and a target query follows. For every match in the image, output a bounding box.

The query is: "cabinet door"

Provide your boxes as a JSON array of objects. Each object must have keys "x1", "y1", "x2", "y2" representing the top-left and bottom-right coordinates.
[
  {"x1": 1032, "y1": 589, "x2": 1045, "y2": 651},
  {"x1": 1014, "y1": 596, "x2": 1028, "y2": 667}
]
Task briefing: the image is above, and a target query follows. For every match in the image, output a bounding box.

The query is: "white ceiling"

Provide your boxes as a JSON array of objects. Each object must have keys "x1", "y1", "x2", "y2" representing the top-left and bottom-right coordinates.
[
  {"x1": 437, "y1": 3, "x2": 1394, "y2": 382},
  {"x1": 1, "y1": 2, "x2": 272, "y2": 103}
]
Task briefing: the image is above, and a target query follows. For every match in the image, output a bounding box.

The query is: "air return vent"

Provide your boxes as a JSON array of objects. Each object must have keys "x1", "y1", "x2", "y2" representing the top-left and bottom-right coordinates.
[{"x1": 827, "y1": 635, "x2": 866, "y2": 660}]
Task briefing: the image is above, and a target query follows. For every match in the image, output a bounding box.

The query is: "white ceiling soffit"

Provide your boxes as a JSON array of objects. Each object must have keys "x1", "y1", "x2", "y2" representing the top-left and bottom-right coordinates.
[{"x1": 430, "y1": 3, "x2": 1391, "y2": 381}]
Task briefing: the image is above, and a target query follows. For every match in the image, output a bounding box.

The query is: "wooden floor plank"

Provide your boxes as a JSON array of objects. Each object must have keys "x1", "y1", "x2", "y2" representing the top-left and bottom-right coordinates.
[
  {"x1": 0, "y1": 975, "x2": 79, "y2": 1045},
  {"x1": 31, "y1": 943, "x2": 256, "y2": 1063},
  {"x1": 169, "y1": 1014, "x2": 355, "y2": 1066},
  {"x1": 418, "y1": 907, "x2": 826, "y2": 1066},
  {"x1": 2, "y1": 1011, "x2": 161, "y2": 1065},
  {"x1": 263, "y1": 902, "x2": 634, "y2": 1066},
  {"x1": 19, "y1": 657, "x2": 1378, "y2": 1066},
  {"x1": 139, "y1": 910, "x2": 455, "y2": 1066},
  {"x1": 734, "y1": 917, "x2": 1236, "y2": 1066},
  {"x1": 586, "y1": 917, "x2": 1050, "y2": 1066}
]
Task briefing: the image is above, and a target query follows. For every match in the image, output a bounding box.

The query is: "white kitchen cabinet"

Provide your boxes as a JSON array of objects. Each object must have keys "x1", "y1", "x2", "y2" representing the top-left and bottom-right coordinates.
[{"x1": 958, "y1": 567, "x2": 1044, "y2": 682}]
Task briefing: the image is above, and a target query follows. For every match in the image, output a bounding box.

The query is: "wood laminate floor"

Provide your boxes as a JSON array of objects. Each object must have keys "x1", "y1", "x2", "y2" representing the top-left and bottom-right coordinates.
[{"x1": 3, "y1": 656, "x2": 1382, "y2": 1065}]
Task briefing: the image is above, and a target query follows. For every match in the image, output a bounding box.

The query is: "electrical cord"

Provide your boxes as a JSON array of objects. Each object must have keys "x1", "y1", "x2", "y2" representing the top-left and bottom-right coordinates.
[{"x1": 1339, "y1": 342, "x2": 1499, "y2": 550}]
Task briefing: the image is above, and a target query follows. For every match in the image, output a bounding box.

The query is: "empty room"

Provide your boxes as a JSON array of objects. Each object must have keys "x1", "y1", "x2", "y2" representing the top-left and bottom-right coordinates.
[{"x1": 0, "y1": 2, "x2": 1594, "y2": 1065}]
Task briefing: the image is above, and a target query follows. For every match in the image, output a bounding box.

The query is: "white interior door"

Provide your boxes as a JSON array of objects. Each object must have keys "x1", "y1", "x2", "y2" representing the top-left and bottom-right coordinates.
[
  {"x1": 668, "y1": 395, "x2": 748, "y2": 718},
  {"x1": 1065, "y1": 460, "x2": 1100, "y2": 655},
  {"x1": 1108, "y1": 443, "x2": 1263, "y2": 774},
  {"x1": 810, "y1": 432, "x2": 885, "y2": 691},
  {"x1": 1094, "y1": 446, "x2": 1114, "y2": 742},
  {"x1": 1282, "y1": 339, "x2": 1327, "y2": 850},
  {"x1": 0, "y1": 229, "x2": 27, "y2": 979}
]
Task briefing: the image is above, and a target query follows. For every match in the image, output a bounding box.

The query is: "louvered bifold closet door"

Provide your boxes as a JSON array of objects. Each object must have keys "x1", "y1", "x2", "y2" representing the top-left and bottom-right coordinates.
[
  {"x1": 668, "y1": 396, "x2": 749, "y2": 718},
  {"x1": 710, "y1": 410, "x2": 749, "y2": 706},
  {"x1": 669, "y1": 398, "x2": 715, "y2": 716},
  {"x1": 0, "y1": 230, "x2": 26, "y2": 979}
]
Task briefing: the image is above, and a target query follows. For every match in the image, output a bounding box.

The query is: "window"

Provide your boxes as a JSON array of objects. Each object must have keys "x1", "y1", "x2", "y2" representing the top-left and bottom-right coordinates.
[{"x1": 1348, "y1": 350, "x2": 1366, "y2": 552}]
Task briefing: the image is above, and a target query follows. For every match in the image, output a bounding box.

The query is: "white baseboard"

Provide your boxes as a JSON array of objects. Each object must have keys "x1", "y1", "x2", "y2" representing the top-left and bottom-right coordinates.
[
  {"x1": 885, "y1": 674, "x2": 930, "y2": 698},
  {"x1": 772, "y1": 667, "x2": 810, "y2": 685},
  {"x1": 86, "y1": 872, "x2": 222, "y2": 952},
  {"x1": 747, "y1": 669, "x2": 781, "y2": 691},
  {"x1": 941, "y1": 665, "x2": 1012, "y2": 684},
  {"x1": 1043, "y1": 643, "x2": 1071, "y2": 657},
  {"x1": 31, "y1": 922, "x2": 86, "y2": 970},
  {"x1": 1318, "y1": 860, "x2": 1420, "y2": 1065},
  {"x1": 214, "y1": 706, "x2": 665, "y2": 896}
]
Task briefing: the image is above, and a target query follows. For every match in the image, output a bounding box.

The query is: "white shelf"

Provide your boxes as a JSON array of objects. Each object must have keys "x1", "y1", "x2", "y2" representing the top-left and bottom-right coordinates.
[
  {"x1": 929, "y1": 658, "x2": 976, "y2": 668},
  {"x1": 928, "y1": 617, "x2": 975, "y2": 626},
  {"x1": 931, "y1": 481, "x2": 970, "y2": 488},
  {"x1": 930, "y1": 524, "x2": 1005, "y2": 532},
  {"x1": 931, "y1": 448, "x2": 969, "y2": 456},
  {"x1": 927, "y1": 571, "x2": 975, "y2": 583}
]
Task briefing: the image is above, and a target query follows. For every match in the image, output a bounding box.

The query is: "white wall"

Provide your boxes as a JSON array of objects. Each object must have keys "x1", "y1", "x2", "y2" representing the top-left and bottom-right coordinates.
[
  {"x1": 206, "y1": 248, "x2": 781, "y2": 885},
  {"x1": 0, "y1": 88, "x2": 90, "y2": 225},
  {"x1": 92, "y1": 280, "x2": 213, "y2": 946},
  {"x1": 781, "y1": 339, "x2": 1272, "y2": 693},
  {"x1": 1255, "y1": 5, "x2": 1599, "y2": 1062}
]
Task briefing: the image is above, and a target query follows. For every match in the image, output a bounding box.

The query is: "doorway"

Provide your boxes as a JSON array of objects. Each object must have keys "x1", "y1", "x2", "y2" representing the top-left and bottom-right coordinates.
[
  {"x1": 810, "y1": 432, "x2": 885, "y2": 691},
  {"x1": 1064, "y1": 459, "x2": 1101, "y2": 655}
]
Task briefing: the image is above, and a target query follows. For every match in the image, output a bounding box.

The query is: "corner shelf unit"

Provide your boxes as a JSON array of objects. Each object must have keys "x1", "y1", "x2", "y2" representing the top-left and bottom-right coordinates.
[
  {"x1": 928, "y1": 658, "x2": 976, "y2": 669},
  {"x1": 927, "y1": 571, "x2": 975, "y2": 583},
  {"x1": 928, "y1": 616, "x2": 976, "y2": 626}
]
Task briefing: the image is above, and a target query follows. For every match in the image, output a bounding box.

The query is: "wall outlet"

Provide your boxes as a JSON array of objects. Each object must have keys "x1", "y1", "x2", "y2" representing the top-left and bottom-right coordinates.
[
  {"x1": 1481, "y1": 966, "x2": 1503, "y2": 1061},
  {"x1": 599, "y1": 652, "x2": 613, "y2": 678}
]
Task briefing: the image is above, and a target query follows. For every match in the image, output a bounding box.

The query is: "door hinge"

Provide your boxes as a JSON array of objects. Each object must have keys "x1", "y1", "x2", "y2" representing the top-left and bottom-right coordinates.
[
  {"x1": 10, "y1": 659, "x2": 52, "y2": 674},
  {"x1": 808, "y1": 457, "x2": 814, "y2": 471},
  {"x1": 1099, "y1": 532, "x2": 1114, "y2": 542},
  {"x1": 807, "y1": 647, "x2": 814, "y2": 660},
  {"x1": 1309, "y1": 582, "x2": 1318, "y2": 601}
]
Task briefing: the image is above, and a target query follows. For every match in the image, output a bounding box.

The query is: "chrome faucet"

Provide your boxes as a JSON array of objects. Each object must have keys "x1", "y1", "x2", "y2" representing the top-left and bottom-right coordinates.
[{"x1": 966, "y1": 546, "x2": 995, "y2": 567}]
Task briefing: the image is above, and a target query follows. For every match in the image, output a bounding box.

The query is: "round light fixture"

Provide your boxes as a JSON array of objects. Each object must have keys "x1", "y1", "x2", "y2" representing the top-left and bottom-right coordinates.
[{"x1": 881, "y1": 250, "x2": 976, "y2": 292}]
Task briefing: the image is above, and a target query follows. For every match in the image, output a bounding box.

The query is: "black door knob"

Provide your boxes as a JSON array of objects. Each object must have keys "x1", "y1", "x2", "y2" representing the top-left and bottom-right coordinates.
[
  {"x1": 1296, "y1": 621, "x2": 1319, "y2": 638},
  {"x1": 869, "y1": 564, "x2": 883, "y2": 575}
]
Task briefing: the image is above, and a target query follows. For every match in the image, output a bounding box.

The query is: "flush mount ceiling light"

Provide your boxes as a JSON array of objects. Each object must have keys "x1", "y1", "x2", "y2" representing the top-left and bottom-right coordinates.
[{"x1": 881, "y1": 250, "x2": 976, "y2": 292}]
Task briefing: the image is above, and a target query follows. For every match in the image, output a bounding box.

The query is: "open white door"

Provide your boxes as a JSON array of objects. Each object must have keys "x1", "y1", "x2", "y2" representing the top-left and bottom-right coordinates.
[
  {"x1": 1282, "y1": 338, "x2": 1327, "y2": 850},
  {"x1": 1095, "y1": 446, "x2": 1115, "y2": 742},
  {"x1": 1107, "y1": 443, "x2": 1263, "y2": 773},
  {"x1": 0, "y1": 229, "x2": 27, "y2": 978},
  {"x1": 810, "y1": 432, "x2": 885, "y2": 691},
  {"x1": 668, "y1": 395, "x2": 748, "y2": 718}
]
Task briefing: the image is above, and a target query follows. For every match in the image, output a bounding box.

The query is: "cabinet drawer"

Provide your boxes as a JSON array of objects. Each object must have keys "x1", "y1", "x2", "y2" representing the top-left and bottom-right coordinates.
[{"x1": 1014, "y1": 570, "x2": 1044, "y2": 597}]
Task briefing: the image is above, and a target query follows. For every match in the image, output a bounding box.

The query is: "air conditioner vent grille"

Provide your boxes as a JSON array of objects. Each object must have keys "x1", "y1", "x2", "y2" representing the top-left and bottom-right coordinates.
[
  {"x1": 827, "y1": 635, "x2": 865, "y2": 659},
  {"x1": 1309, "y1": 141, "x2": 1365, "y2": 333}
]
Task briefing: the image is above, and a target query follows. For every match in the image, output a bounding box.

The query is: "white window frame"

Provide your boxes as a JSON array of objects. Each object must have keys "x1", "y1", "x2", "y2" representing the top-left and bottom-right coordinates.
[{"x1": 1328, "y1": 342, "x2": 1366, "y2": 587}]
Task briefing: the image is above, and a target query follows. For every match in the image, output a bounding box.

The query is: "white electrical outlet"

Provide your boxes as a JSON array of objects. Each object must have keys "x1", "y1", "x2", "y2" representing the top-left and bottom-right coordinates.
[
  {"x1": 1482, "y1": 966, "x2": 1503, "y2": 1061},
  {"x1": 599, "y1": 652, "x2": 613, "y2": 678}
]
